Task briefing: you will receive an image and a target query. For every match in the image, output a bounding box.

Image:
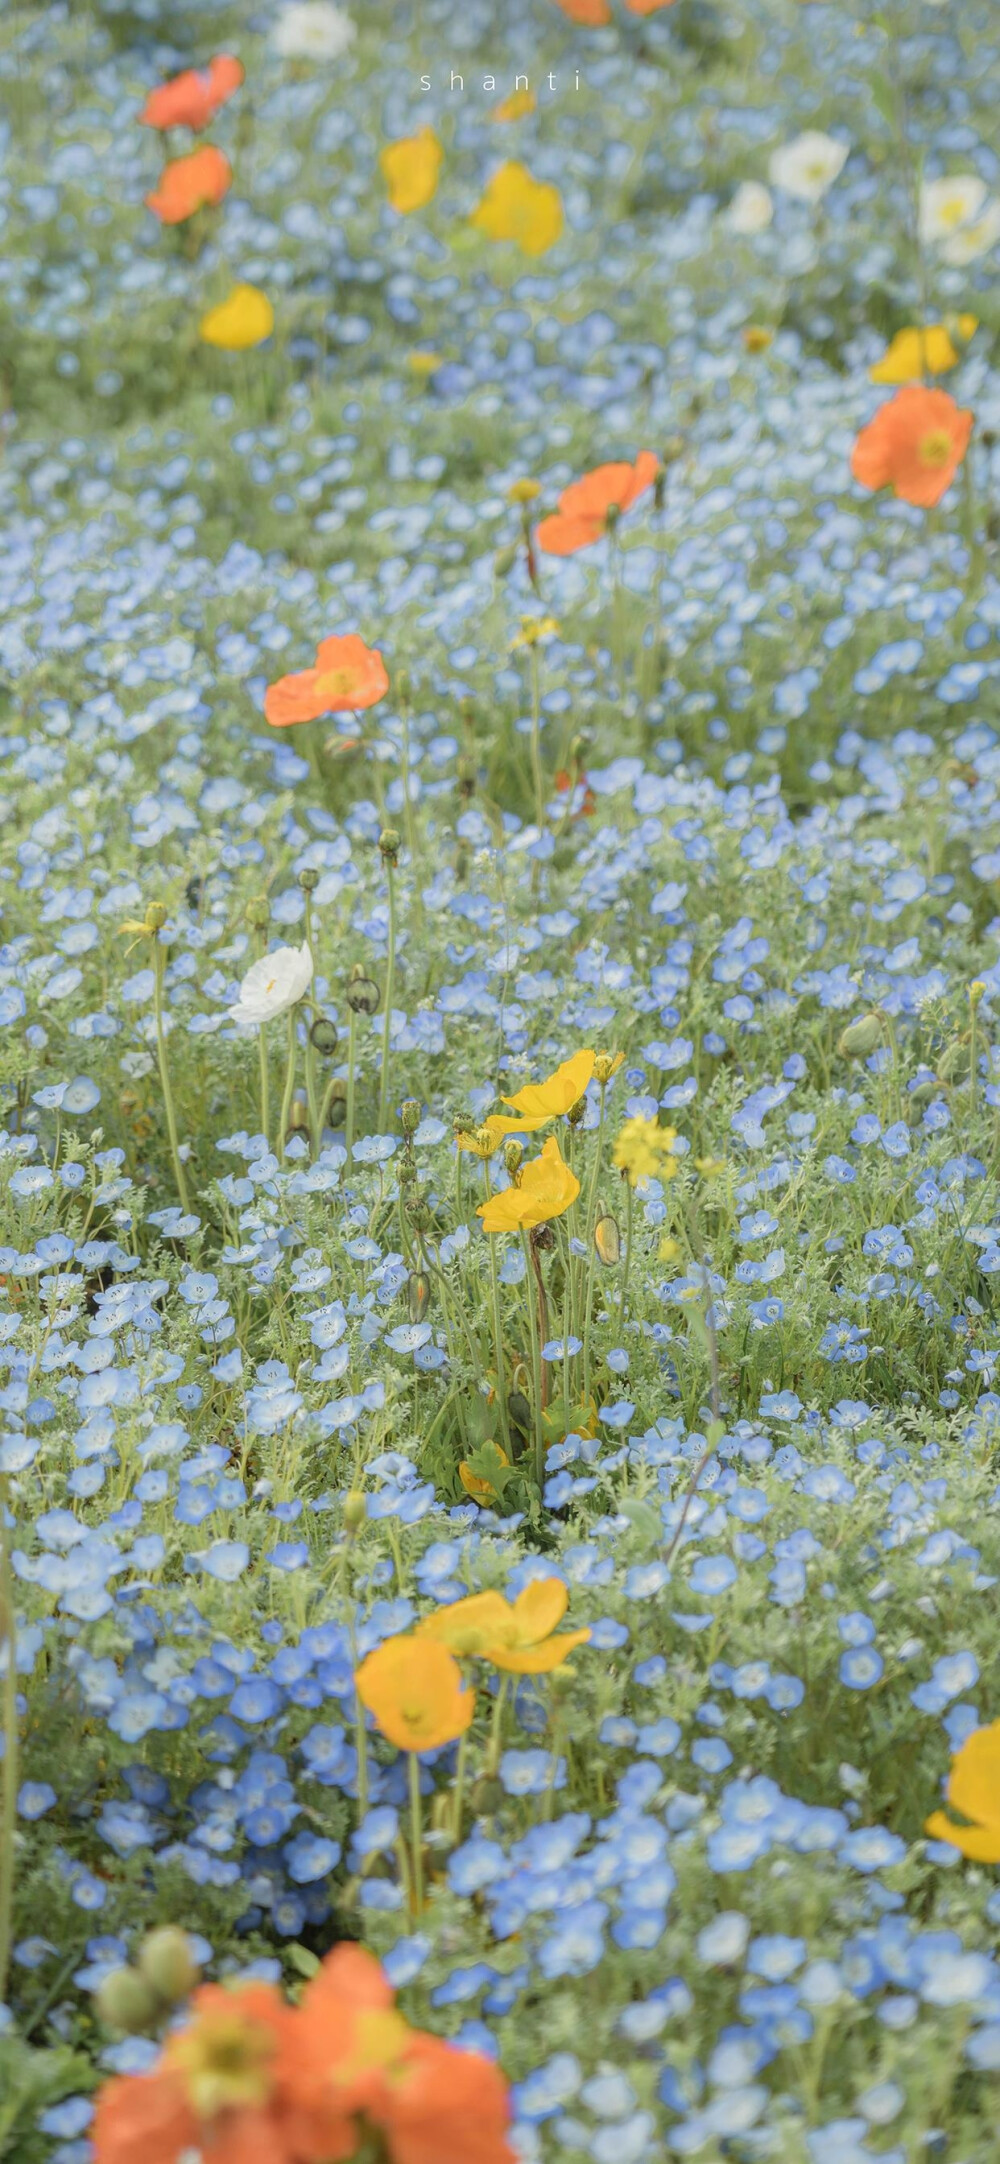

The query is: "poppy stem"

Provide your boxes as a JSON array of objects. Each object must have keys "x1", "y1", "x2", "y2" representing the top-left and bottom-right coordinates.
[
  {"x1": 258, "y1": 1025, "x2": 271, "y2": 1151},
  {"x1": 344, "y1": 1005, "x2": 359, "y2": 1163},
  {"x1": 278, "y1": 1006, "x2": 298, "y2": 1159},
  {"x1": 617, "y1": 1174, "x2": 635, "y2": 1333},
  {"x1": 581, "y1": 1082, "x2": 608, "y2": 1406},
  {"x1": 529, "y1": 643, "x2": 545, "y2": 833},
  {"x1": 302, "y1": 893, "x2": 320, "y2": 1152},
  {"x1": 486, "y1": 1674, "x2": 510, "y2": 1776},
  {"x1": 377, "y1": 856, "x2": 396, "y2": 1133},
  {"x1": 408, "y1": 1752, "x2": 424, "y2": 1917},
  {"x1": 0, "y1": 1477, "x2": 18, "y2": 2008},
  {"x1": 152, "y1": 936, "x2": 190, "y2": 1213},
  {"x1": 483, "y1": 1167, "x2": 512, "y2": 1459},
  {"x1": 520, "y1": 1228, "x2": 545, "y2": 1487}
]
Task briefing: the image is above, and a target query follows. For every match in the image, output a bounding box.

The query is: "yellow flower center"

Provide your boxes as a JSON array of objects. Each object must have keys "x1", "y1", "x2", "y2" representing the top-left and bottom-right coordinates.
[
  {"x1": 171, "y1": 2007, "x2": 276, "y2": 2121},
  {"x1": 315, "y1": 667, "x2": 359, "y2": 701},
  {"x1": 918, "y1": 428, "x2": 953, "y2": 467}
]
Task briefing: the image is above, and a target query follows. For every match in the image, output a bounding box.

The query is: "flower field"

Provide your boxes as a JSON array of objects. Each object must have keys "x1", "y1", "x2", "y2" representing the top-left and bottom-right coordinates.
[{"x1": 4, "y1": 0, "x2": 1000, "y2": 2156}]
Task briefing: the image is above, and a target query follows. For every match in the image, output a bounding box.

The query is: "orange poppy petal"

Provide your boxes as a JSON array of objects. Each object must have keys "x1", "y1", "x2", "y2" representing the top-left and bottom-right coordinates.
[
  {"x1": 263, "y1": 669, "x2": 325, "y2": 728},
  {"x1": 535, "y1": 513, "x2": 602, "y2": 556}
]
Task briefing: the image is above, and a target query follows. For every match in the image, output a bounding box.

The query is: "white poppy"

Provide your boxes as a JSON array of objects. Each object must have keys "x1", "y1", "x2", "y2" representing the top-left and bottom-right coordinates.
[
  {"x1": 768, "y1": 130, "x2": 849, "y2": 204},
  {"x1": 918, "y1": 173, "x2": 987, "y2": 244},
  {"x1": 726, "y1": 180, "x2": 774, "y2": 235},
  {"x1": 941, "y1": 198, "x2": 1000, "y2": 265},
  {"x1": 271, "y1": 2, "x2": 356, "y2": 61},
  {"x1": 229, "y1": 943, "x2": 313, "y2": 1028}
]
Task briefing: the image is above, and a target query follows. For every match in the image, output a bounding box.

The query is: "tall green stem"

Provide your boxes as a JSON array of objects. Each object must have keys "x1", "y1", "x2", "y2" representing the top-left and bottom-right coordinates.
[
  {"x1": 345, "y1": 1007, "x2": 358, "y2": 1163},
  {"x1": 378, "y1": 859, "x2": 396, "y2": 1133},
  {"x1": 0, "y1": 1479, "x2": 19, "y2": 2007},
  {"x1": 581, "y1": 1084, "x2": 608, "y2": 1406},
  {"x1": 408, "y1": 1752, "x2": 424, "y2": 1917},
  {"x1": 483, "y1": 1165, "x2": 512, "y2": 1457},
  {"x1": 302, "y1": 894, "x2": 320, "y2": 1153},
  {"x1": 520, "y1": 1228, "x2": 545, "y2": 1487},
  {"x1": 153, "y1": 939, "x2": 190, "y2": 1212},
  {"x1": 257, "y1": 1027, "x2": 271, "y2": 1149},
  {"x1": 617, "y1": 1175, "x2": 634, "y2": 1334},
  {"x1": 278, "y1": 1007, "x2": 298, "y2": 1159},
  {"x1": 529, "y1": 643, "x2": 545, "y2": 832}
]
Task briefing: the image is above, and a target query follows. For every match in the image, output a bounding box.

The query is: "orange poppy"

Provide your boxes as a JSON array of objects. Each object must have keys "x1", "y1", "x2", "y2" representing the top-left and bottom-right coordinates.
[
  {"x1": 146, "y1": 145, "x2": 232, "y2": 225},
  {"x1": 92, "y1": 1980, "x2": 352, "y2": 2164},
  {"x1": 355, "y1": 1635, "x2": 474, "y2": 1752},
  {"x1": 536, "y1": 451, "x2": 659, "y2": 555},
  {"x1": 624, "y1": 0, "x2": 676, "y2": 10},
  {"x1": 850, "y1": 384, "x2": 973, "y2": 509},
  {"x1": 299, "y1": 1946, "x2": 516, "y2": 2164},
  {"x1": 140, "y1": 54, "x2": 244, "y2": 132},
  {"x1": 264, "y1": 635, "x2": 389, "y2": 728},
  {"x1": 553, "y1": 0, "x2": 612, "y2": 17}
]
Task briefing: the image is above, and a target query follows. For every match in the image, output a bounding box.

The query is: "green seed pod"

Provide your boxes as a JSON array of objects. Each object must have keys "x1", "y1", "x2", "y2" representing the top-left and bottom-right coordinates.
[
  {"x1": 594, "y1": 1214, "x2": 621, "y2": 1265},
  {"x1": 309, "y1": 1017, "x2": 339, "y2": 1056},
  {"x1": 298, "y1": 866, "x2": 320, "y2": 893},
  {"x1": 503, "y1": 1139, "x2": 524, "y2": 1178},
  {"x1": 95, "y1": 1966, "x2": 161, "y2": 2035},
  {"x1": 346, "y1": 974, "x2": 380, "y2": 1017},
  {"x1": 138, "y1": 1926, "x2": 200, "y2": 2006},
  {"x1": 407, "y1": 1271, "x2": 431, "y2": 1323},
  {"x1": 378, "y1": 827, "x2": 401, "y2": 864},
  {"x1": 837, "y1": 1013, "x2": 883, "y2": 1060},
  {"x1": 144, "y1": 901, "x2": 168, "y2": 933},
  {"x1": 343, "y1": 1489, "x2": 367, "y2": 1535},
  {"x1": 400, "y1": 1099, "x2": 421, "y2": 1137}
]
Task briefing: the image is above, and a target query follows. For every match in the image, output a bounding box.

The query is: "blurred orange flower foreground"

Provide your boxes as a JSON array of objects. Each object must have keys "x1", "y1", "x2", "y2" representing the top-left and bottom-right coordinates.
[
  {"x1": 264, "y1": 634, "x2": 389, "y2": 728},
  {"x1": 146, "y1": 145, "x2": 232, "y2": 224},
  {"x1": 140, "y1": 54, "x2": 244, "y2": 131},
  {"x1": 554, "y1": 0, "x2": 675, "y2": 17},
  {"x1": 536, "y1": 451, "x2": 659, "y2": 555},
  {"x1": 850, "y1": 384, "x2": 973, "y2": 508},
  {"x1": 94, "y1": 1943, "x2": 516, "y2": 2164}
]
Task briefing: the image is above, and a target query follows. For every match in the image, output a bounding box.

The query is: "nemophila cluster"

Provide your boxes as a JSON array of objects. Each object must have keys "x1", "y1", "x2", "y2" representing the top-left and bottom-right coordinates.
[{"x1": 3, "y1": 0, "x2": 1000, "y2": 2158}]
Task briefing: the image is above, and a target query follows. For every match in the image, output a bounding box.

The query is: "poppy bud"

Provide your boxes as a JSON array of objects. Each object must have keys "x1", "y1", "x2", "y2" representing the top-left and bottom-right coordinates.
[
  {"x1": 95, "y1": 1966, "x2": 161, "y2": 2035},
  {"x1": 407, "y1": 1271, "x2": 431, "y2": 1322},
  {"x1": 324, "y1": 1078, "x2": 348, "y2": 1125},
  {"x1": 185, "y1": 876, "x2": 204, "y2": 912},
  {"x1": 378, "y1": 827, "x2": 401, "y2": 864},
  {"x1": 400, "y1": 1099, "x2": 421, "y2": 1136},
  {"x1": 662, "y1": 435, "x2": 685, "y2": 465},
  {"x1": 138, "y1": 1926, "x2": 199, "y2": 2006},
  {"x1": 566, "y1": 1095, "x2": 587, "y2": 1128},
  {"x1": 594, "y1": 1214, "x2": 621, "y2": 1265},
  {"x1": 346, "y1": 973, "x2": 381, "y2": 1016},
  {"x1": 289, "y1": 1098, "x2": 310, "y2": 1130},
  {"x1": 471, "y1": 1774, "x2": 505, "y2": 1815},
  {"x1": 569, "y1": 731, "x2": 591, "y2": 765},
  {"x1": 310, "y1": 1017, "x2": 339, "y2": 1056},
  {"x1": 532, "y1": 1222, "x2": 555, "y2": 1253},
  {"x1": 245, "y1": 894, "x2": 270, "y2": 930},
  {"x1": 837, "y1": 1013, "x2": 883, "y2": 1059},
  {"x1": 503, "y1": 1140, "x2": 524, "y2": 1178},
  {"x1": 145, "y1": 902, "x2": 168, "y2": 933},
  {"x1": 298, "y1": 866, "x2": 320, "y2": 893},
  {"x1": 494, "y1": 542, "x2": 520, "y2": 578},
  {"x1": 343, "y1": 1489, "x2": 367, "y2": 1534}
]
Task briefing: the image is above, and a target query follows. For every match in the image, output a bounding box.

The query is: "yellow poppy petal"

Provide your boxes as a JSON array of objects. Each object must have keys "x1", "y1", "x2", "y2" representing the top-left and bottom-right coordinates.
[{"x1": 511, "y1": 1576, "x2": 569, "y2": 1642}]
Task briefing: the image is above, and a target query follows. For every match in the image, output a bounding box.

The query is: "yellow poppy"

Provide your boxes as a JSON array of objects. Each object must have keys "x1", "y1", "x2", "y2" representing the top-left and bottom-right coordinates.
[
  {"x1": 355, "y1": 1635, "x2": 473, "y2": 1753},
  {"x1": 477, "y1": 1136, "x2": 580, "y2": 1233},
  {"x1": 419, "y1": 1578, "x2": 589, "y2": 1674},
  {"x1": 380, "y1": 127, "x2": 442, "y2": 215},
  {"x1": 457, "y1": 1050, "x2": 595, "y2": 1154},
  {"x1": 470, "y1": 161, "x2": 563, "y2": 257},
  {"x1": 492, "y1": 88, "x2": 537, "y2": 122},
  {"x1": 870, "y1": 318, "x2": 977, "y2": 385},
  {"x1": 199, "y1": 284, "x2": 274, "y2": 351},
  {"x1": 926, "y1": 1721, "x2": 1000, "y2": 1861},
  {"x1": 408, "y1": 350, "x2": 441, "y2": 376}
]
